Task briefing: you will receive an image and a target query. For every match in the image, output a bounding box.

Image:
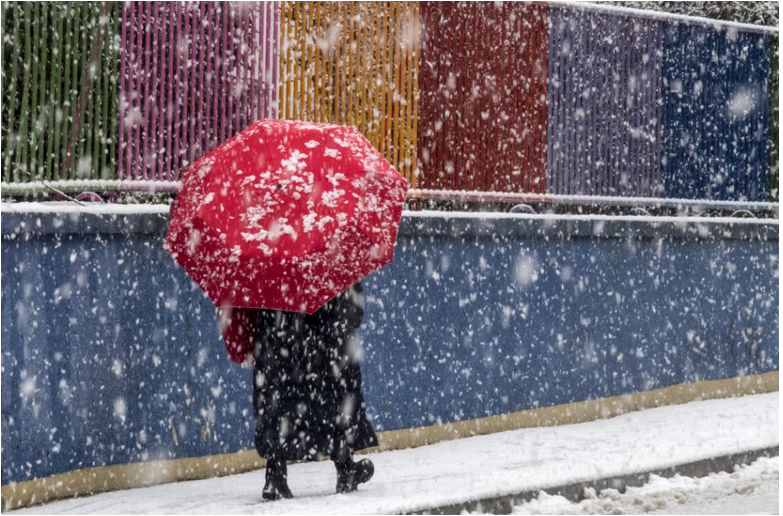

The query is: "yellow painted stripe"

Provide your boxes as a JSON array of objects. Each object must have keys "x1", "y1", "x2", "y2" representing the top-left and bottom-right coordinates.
[
  {"x1": 2, "y1": 371, "x2": 778, "y2": 510},
  {"x1": 371, "y1": 371, "x2": 779, "y2": 451}
]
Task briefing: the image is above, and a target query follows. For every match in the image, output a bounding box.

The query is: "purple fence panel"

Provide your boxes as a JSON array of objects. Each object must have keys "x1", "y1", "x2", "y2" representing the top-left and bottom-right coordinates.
[
  {"x1": 118, "y1": 1, "x2": 280, "y2": 182},
  {"x1": 547, "y1": 5, "x2": 663, "y2": 197}
]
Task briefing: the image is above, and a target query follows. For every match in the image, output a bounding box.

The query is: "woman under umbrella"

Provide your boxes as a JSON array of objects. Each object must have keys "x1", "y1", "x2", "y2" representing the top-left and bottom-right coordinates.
[
  {"x1": 226, "y1": 283, "x2": 377, "y2": 500},
  {"x1": 167, "y1": 121, "x2": 405, "y2": 500}
]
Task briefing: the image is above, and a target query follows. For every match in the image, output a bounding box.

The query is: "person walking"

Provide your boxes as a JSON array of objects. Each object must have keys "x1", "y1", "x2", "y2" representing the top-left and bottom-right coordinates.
[
  {"x1": 168, "y1": 121, "x2": 406, "y2": 500},
  {"x1": 250, "y1": 282, "x2": 377, "y2": 500}
]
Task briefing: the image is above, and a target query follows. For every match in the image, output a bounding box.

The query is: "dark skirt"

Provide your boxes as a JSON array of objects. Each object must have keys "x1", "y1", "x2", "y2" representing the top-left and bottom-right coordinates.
[{"x1": 253, "y1": 283, "x2": 378, "y2": 461}]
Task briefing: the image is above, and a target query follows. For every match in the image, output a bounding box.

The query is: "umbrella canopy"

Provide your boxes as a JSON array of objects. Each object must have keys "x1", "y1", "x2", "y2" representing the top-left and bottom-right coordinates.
[{"x1": 165, "y1": 120, "x2": 408, "y2": 315}]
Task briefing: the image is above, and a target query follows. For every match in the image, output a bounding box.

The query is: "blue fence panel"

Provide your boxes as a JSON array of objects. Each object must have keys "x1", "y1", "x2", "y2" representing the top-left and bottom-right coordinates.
[{"x1": 662, "y1": 22, "x2": 770, "y2": 201}]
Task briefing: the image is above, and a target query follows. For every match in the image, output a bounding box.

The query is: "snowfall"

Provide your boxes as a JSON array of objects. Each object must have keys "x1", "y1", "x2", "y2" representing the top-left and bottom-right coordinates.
[{"x1": 9, "y1": 392, "x2": 778, "y2": 515}]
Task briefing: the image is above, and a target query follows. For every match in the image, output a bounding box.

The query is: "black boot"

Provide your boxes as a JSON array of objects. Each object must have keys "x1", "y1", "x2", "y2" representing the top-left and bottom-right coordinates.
[
  {"x1": 263, "y1": 458, "x2": 294, "y2": 501},
  {"x1": 334, "y1": 456, "x2": 374, "y2": 494}
]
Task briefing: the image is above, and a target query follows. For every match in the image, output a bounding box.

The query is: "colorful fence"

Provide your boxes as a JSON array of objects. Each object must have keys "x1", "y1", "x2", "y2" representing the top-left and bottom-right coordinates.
[
  {"x1": 1, "y1": 2, "x2": 779, "y2": 204},
  {"x1": 1, "y1": 2, "x2": 120, "y2": 183},
  {"x1": 278, "y1": 1, "x2": 419, "y2": 183}
]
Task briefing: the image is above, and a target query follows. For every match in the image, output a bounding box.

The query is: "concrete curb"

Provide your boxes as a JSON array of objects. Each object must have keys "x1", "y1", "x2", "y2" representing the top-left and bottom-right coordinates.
[{"x1": 414, "y1": 446, "x2": 779, "y2": 515}]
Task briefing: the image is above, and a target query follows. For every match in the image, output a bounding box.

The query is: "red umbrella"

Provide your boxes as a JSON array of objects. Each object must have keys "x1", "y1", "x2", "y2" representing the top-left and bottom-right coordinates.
[{"x1": 165, "y1": 120, "x2": 408, "y2": 361}]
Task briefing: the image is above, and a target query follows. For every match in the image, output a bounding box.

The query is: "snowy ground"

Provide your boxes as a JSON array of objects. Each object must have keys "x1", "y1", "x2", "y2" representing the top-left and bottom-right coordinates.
[
  {"x1": 509, "y1": 456, "x2": 778, "y2": 515},
  {"x1": 10, "y1": 392, "x2": 778, "y2": 515}
]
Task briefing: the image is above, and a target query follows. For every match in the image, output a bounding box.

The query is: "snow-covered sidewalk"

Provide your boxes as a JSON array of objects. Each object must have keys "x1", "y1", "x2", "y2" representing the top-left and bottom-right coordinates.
[{"x1": 11, "y1": 392, "x2": 778, "y2": 515}]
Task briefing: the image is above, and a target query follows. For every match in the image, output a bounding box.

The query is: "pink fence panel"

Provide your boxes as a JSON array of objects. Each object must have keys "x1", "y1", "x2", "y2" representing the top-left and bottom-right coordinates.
[{"x1": 119, "y1": 1, "x2": 279, "y2": 181}]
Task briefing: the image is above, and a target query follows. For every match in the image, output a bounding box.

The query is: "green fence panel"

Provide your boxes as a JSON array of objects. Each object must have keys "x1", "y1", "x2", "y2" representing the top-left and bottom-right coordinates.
[
  {"x1": 770, "y1": 33, "x2": 779, "y2": 201},
  {"x1": 1, "y1": 2, "x2": 120, "y2": 183}
]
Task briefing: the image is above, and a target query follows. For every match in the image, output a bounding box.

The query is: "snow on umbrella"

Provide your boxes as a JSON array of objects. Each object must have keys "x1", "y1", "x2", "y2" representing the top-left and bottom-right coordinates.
[{"x1": 165, "y1": 119, "x2": 408, "y2": 318}]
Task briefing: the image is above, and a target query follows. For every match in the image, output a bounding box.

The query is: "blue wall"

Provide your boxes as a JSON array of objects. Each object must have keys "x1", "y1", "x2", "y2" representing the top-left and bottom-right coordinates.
[{"x1": 1, "y1": 210, "x2": 778, "y2": 484}]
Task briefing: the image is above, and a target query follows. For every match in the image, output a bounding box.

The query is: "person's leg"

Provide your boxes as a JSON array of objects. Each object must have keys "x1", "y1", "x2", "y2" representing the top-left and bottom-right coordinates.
[
  {"x1": 332, "y1": 451, "x2": 375, "y2": 494},
  {"x1": 263, "y1": 457, "x2": 293, "y2": 500},
  {"x1": 254, "y1": 311, "x2": 296, "y2": 501}
]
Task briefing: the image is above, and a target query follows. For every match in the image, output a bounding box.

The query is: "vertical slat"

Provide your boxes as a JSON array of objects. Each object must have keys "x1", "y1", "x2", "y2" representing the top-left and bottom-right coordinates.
[
  {"x1": 221, "y1": 2, "x2": 230, "y2": 136},
  {"x1": 29, "y1": 2, "x2": 41, "y2": 178},
  {"x1": 104, "y1": 0, "x2": 115, "y2": 180},
  {"x1": 188, "y1": 3, "x2": 198, "y2": 165},
  {"x1": 398, "y1": 2, "x2": 408, "y2": 178},
  {"x1": 313, "y1": 1, "x2": 322, "y2": 123},
  {"x1": 410, "y1": 1, "x2": 420, "y2": 187},
  {"x1": 369, "y1": 2, "x2": 382, "y2": 146},
  {"x1": 118, "y1": 1, "x2": 128, "y2": 181},
  {"x1": 295, "y1": 2, "x2": 305, "y2": 121},
  {"x1": 90, "y1": 3, "x2": 101, "y2": 178},
  {"x1": 148, "y1": 1, "x2": 160, "y2": 180},
  {"x1": 180, "y1": 3, "x2": 191, "y2": 167},
  {"x1": 225, "y1": 5, "x2": 235, "y2": 140},
  {"x1": 0, "y1": 2, "x2": 11, "y2": 182},
  {"x1": 169, "y1": 2, "x2": 183, "y2": 177},
  {"x1": 199, "y1": 2, "x2": 210, "y2": 155},
  {"x1": 37, "y1": 1, "x2": 51, "y2": 178},
  {"x1": 518, "y1": 3, "x2": 530, "y2": 192},
  {"x1": 153, "y1": 2, "x2": 166, "y2": 180},
  {"x1": 237, "y1": 3, "x2": 245, "y2": 130},
  {"x1": 140, "y1": 1, "x2": 152, "y2": 179},
  {"x1": 378, "y1": 1, "x2": 390, "y2": 156},
  {"x1": 208, "y1": 4, "x2": 219, "y2": 153},
  {"x1": 283, "y1": 1, "x2": 291, "y2": 120},
  {"x1": 80, "y1": 3, "x2": 93, "y2": 178},
  {"x1": 304, "y1": 1, "x2": 313, "y2": 120},
  {"x1": 396, "y1": 4, "x2": 409, "y2": 174},
  {"x1": 257, "y1": 1, "x2": 265, "y2": 121},
  {"x1": 338, "y1": 2, "x2": 348, "y2": 126},
  {"x1": 478, "y1": 3, "x2": 493, "y2": 192},
  {"x1": 271, "y1": 1, "x2": 279, "y2": 118},
  {"x1": 44, "y1": 3, "x2": 60, "y2": 180},
  {"x1": 62, "y1": 2, "x2": 77, "y2": 178},
  {"x1": 92, "y1": 3, "x2": 103, "y2": 178},
  {"x1": 16, "y1": 2, "x2": 33, "y2": 180},
  {"x1": 770, "y1": 34, "x2": 779, "y2": 201},
  {"x1": 167, "y1": 2, "x2": 177, "y2": 178},
  {"x1": 74, "y1": 3, "x2": 89, "y2": 176},
  {"x1": 133, "y1": 1, "x2": 145, "y2": 179},
  {"x1": 394, "y1": 2, "x2": 404, "y2": 174},
  {"x1": 248, "y1": 3, "x2": 258, "y2": 123},
  {"x1": 417, "y1": 0, "x2": 430, "y2": 188},
  {"x1": 2, "y1": 3, "x2": 18, "y2": 180}
]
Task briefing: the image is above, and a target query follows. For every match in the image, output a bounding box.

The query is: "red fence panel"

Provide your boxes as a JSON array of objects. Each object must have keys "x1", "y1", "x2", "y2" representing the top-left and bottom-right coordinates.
[
  {"x1": 417, "y1": 2, "x2": 548, "y2": 194},
  {"x1": 119, "y1": 2, "x2": 279, "y2": 182}
]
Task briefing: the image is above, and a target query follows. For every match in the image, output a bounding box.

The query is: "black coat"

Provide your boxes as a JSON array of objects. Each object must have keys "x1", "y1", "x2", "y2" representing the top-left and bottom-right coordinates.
[{"x1": 252, "y1": 283, "x2": 378, "y2": 461}]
